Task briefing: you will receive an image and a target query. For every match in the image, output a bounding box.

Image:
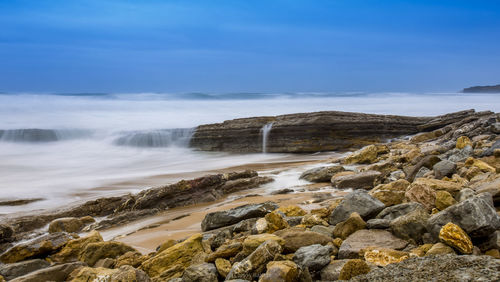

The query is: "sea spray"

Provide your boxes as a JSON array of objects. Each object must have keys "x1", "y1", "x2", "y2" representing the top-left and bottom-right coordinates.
[{"x1": 261, "y1": 122, "x2": 273, "y2": 153}]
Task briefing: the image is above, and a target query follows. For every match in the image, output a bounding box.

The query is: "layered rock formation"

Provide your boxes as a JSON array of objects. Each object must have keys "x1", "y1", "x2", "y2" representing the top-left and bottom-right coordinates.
[{"x1": 189, "y1": 110, "x2": 478, "y2": 153}]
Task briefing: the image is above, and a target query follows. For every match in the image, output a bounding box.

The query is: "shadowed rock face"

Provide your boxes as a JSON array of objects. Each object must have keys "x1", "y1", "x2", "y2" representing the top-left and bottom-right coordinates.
[{"x1": 189, "y1": 110, "x2": 476, "y2": 153}]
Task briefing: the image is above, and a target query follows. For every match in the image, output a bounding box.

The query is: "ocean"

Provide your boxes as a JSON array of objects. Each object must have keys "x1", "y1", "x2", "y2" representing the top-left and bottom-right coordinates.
[{"x1": 1, "y1": 92, "x2": 499, "y2": 214}]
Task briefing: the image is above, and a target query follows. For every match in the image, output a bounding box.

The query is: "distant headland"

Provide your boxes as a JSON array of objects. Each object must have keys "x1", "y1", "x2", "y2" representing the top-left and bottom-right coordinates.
[{"x1": 462, "y1": 84, "x2": 500, "y2": 93}]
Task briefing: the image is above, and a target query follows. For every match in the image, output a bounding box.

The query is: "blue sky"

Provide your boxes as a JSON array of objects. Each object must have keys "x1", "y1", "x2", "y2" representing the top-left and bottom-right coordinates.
[{"x1": 0, "y1": 0, "x2": 499, "y2": 93}]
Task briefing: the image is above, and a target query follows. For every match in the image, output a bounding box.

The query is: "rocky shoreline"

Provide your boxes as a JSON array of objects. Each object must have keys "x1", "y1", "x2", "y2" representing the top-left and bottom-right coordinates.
[{"x1": 1, "y1": 109, "x2": 500, "y2": 281}]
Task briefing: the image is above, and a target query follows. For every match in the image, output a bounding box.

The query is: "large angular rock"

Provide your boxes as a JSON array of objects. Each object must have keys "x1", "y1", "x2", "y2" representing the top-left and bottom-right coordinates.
[
  {"x1": 390, "y1": 207, "x2": 430, "y2": 243},
  {"x1": 242, "y1": 234, "x2": 284, "y2": 255},
  {"x1": 344, "y1": 145, "x2": 380, "y2": 164},
  {"x1": 78, "y1": 241, "x2": 137, "y2": 266},
  {"x1": 477, "y1": 231, "x2": 500, "y2": 251},
  {"x1": 201, "y1": 202, "x2": 278, "y2": 231},
  {"x1": 320, "y1": 260, "x2": 349, "y2": 281},
  {"x1": 273, "y1": 229, "x2": 332, "y2": 253},
  {"x1": 406, "y1": 155, "x2": 441, "y2": 182},
  {"x1": 9, "y1": 262, "x2": 85, "y2": 282},
  {"x1": 369, "y1": 179, "x2": 410, "y2": 206},
  {"x1": 300, "y1": 166, "x2": 345, "y2": 182},
  {"x1": 350, "y1": 255, "x2": 500, "y2": 282},
  {"x1": 0, "y1": 259, "x2": 50, "y2": 281},
  {"x1": 182, "y1": 263, "x2": 218, "y2": 282},
  {"x1": 433, "y1": 160, "x2": 456, "y2": 179},
  {"x1": 404, "y1": 182, "x2": 436, "y2": 211},
  {"x1": 259, "y1": 260, "x2": 299, "y2": 282},
  {"x1": 338, "y1": 230, "x2": 408, "y2": 259},
  {"x1": 376, "y1": 202, "x2": 425, "y2": 221},
  {"x1": 331, "y1": 171, "x2": 381, "y2": 190},
  {"x1": 226, "y1": 240, "x2": 282, "y2": 280},
  {"x1": 427, "y1": 195, "x2": 500, "y2": 240},
  {"x1": 293, "y1": 244, "x2": 333, "y2": 271},
  {"x1": 51, "y1": 230, "x2": 103, "y2": 263},
  {"x1": 48, "y1": 217, "x2": 84, "y2": 233},
  {"x1": 329, "y1": 190, "x2": 385, "y2": 225},
  {"x1": 333, "y1": 212, "x2": 366, "y2": 240},
  {"x1": 439, "y1": 222, "x2": 473, "y2": 254},
  {"x1": 206, "y1": 242, "x2": 242, "y2": 262},
  {"x1": 70, "y1": 265, "x2": 150, "y2": 282}
]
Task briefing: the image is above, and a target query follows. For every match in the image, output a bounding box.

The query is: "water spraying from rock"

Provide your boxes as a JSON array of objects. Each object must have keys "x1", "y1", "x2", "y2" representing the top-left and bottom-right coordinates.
[{"x1": 261, "y1": 122, "x2": 273, "y2": 153}]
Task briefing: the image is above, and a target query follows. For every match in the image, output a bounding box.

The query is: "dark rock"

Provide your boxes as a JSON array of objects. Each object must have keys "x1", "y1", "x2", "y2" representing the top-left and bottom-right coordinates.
[
  {"x1": 331, "y1": 171, "x2": 381, "y2": 190},
  {"x1": 0, "y1": 198, "x2": 44, "y2": 206},
  {"x1": 0, "y1": 259, "x2": 50, "y2": 280},
  {"x1": 293, "y1": 244, "x2": 332, "y2": 271},
  {"x1": 366, "y1": 219, "x2": 391, "y2": 229},
  {"x1": 48, "y1": 217, "x2": 84, "y2": 233},
  {"x1": 481, "y1": 139, "x2": 500, "y2": 157},
  {"x1": 337, "y1": 230, "x2": 408, "y2": 259},
  {"x1": 182, "y1": 263, "x2": 218, "y2": 282},
  {"x1": 0, "y1": 224, "x2": 14, "y2": 243},
  {"x1": 9, "y1": 262, "x2": 86, "y2": 282},
  {"x1": 490, "y1": 122, "x2": 500, "y2": 134},
  {"x1": 427, "y1": 195, "x2": 500, "y2": 240},
  {"x1": 87, "y1": 209, "x2": 159, "y2": 230},
  {"x1": 433, "y1": 160, "x2": 456, "y2": 179},
  {"x1": 350, "y1": 255, "x2": 500, "y2": 282},
  {"x1": 329, "y1": 190, "x2": 385, "y2": 226},
  {"x1": 0, "y1": 129, "x2": 58, "y2": 142},
  {"x1": 300, "y1": 166, "x2": 345, "y2": 182},
  {"x1": 226, "y1": 240, "x2": 282, "y2": 280},
  {"x1": 390, "y1": 206, "x2": 430, "y2": 244},
  {"x1": 201, "y1": 202, "x2": 278, "y2": 231},
  {"x1": 232, "y1": 218, "x2": 258, "y2": 233},
  {"x1": 447, "y1": 146, "x2": 473, "y2": 162},
  {"x1": 477, "y1": 231, "x2": 500, "y2": 252},
  {"x1": 406, "y1": 155, "x2": 441, "y2": 182},
  {"x1": 376, "y1": 202, "x2": 425, "y2": 221},
  {"x1": 284, "y1": 216, "x2": 303, "y2": 227},
  {"x1": 270, "y1": 188, "x2": 294, "y2": 195},
  {"x1": 210, "y1": 229, "x2": 233, "y2": 251}
]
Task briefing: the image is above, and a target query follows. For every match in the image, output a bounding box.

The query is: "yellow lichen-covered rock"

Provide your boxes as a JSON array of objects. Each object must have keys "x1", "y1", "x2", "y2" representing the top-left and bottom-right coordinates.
[
  {"x1": 425, "y1": 242, "x2": 456, "y2": 256},
  {"x1": 338, "y1": 259, "x2": 371, "y2": 280},
  {"x1": 456, "y1": 136, "x2": 472, "y2": 149},
  {"x1": 70, "y1": 265, "x2": 149, "y2": 282},
  {"x1": 439, "y1": 222, "x2": 473, "y2": 254},
  {"x1": 277, "y1": 205, "x2": 306, "y2": 217},
  {"x1": 344, "y1": 145, "x2": 379, "y2": 164},
  {"x1": 78, "y1": 241, "x2": 137, "y2": 266},
  {"x1": 362, "y1": 247, "x2": 410, "y2": 266},
  {"x1": 333, "y1": 238, "x2": 343, "y2": 248},
  {"x1": 369, "y1": 179, "x2": 410, "y2": 206},
  {"x1": 333, "y1": 212, "x2": 366, "y2": 240},
  {"x1": 156, "y1": 239, "x2": 177, "y2": 253},
  {"x1": 206, "y1": 242, "x2": 242, "y2": 262},
  {"x1": 410, "y1": 244, "x2": 433, "y2": 257},
  {"x1": 311, "y1": 208, "x2": 330, "y2": 218},
  {"x1": 259, "y1": 260, "x2": 299, "y2": 282},
  {"x1": 0, "y1": 275, "x2": 5, "y2": 282},
  {"x1": 115, "y1": 251, "x2": 146, "y2": 268},
  {"x1": 140, "y1": 233, "x2": 205, "y2": 279},
  {"x1": 465, "y1": 157, "x2": 496, "y2": 173},
  {"x1": 48, "y1": 217, "x2": 84, "y2": 233},
  {"x1": 242, "y1": 234, "x2": 285, "y2": 255},
  {"x1": 265, "y1": 210, "x2": 290, "y2": 233},
  {"x1": 435, "y1": 191, "x2": 457, "y2": 211},
  {"x1": 215, "y1": 258, "x2": 231, "y2": 278},
  {"x1": 301, "y1": 213, "x2": 328, "y2": 227},
  {"x1": 52, "y1": 230, "x2": 103, "y2": 263},
  {"x1": 411, "y1": 131, "x2": 442, "y2": 143},
  {"x1": 411, "y1": 178, "x2": 463, "y2": 195}
]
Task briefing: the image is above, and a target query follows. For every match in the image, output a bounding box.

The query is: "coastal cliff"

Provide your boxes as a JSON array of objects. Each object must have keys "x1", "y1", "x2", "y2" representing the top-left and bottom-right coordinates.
[{"x1": 462, "y1": 84, "x2": 500, "y2": 93}]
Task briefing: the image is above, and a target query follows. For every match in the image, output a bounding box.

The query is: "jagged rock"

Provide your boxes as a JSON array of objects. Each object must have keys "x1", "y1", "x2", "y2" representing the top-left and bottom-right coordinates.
[
  {"x1": 226, "y1": 240, "x2": 282, "y2": 280},
  {"x1": 457, "y1": 188, "x2": 475, "y2": 202},
  {"x1": 293, "y1": 244, "x2": 332, "y2": 271},
  {"x1": 439, "y1": 222, "x2": 473, "y2": 254},
  {"x1": 94, "y1": 258, "x2": 116, "y2": 268},
  {"x1": 410, "y1": 244, "x2": 434, "y2": 257},
  {"x1": 320, "y1": 260, "x2": 349, "y2": 281},
  {"x1": 366, "y1": 219, "x2": 391, "y2": 229},
  {"x1": 448, "y1": 146, "x2": 473, "y2": 162},
  {"x1": 435, "y1": 190, "x2": 457, "y2": 210},
  {"x1": 478, "y1": 231, "x2": 500, "y2": 251},
  {"x1": 210, "y1": 229, "x2": 232, "y2": 250},
  {"x1": 140, "y1": 233, "x2": 205, "y2": 279},
  {"x1": 0, "y1": 232, "x2": 76, "y2": 263},
  {"x1": 78, "y1": 241, "x2": 137, "y2": 266},
  {"x1": 433, "y1": 160, "x2": 456, "y2": 179},
  {"x1": 300, "y1": 166, "x2": 345, "y2": 182},
  {"x1": 338, "y1": 259, "x2": 371, "y2": 280},
  {"x1": 273, "y1": 229, "x2": 332, "y2": 253},
  {"x1": 331, "y1": 171, "x2": 381, "y2": 190},
  {"x1": 456, "y1": 136, "x2": 472, "y2": 149},
  {"x1": 465, "y1": 157, "x2": 496, "y2": 173},
  {"x1": 427, "y1": 195, "x2": 500, "y2": 240},
  {"x1": 284, "y1": 216, "x2": 303, "y2": 227},
  {"x1": 259, "y1": 260, "x2": 299, "y2": 282},
  {"x1": 215, "y1": 258, "x2": 231, "y2": 278},
  {"x1": 404, "y1": 182, "x2": 436, "y2": 211},
  {"x1": 344, "y1": 145, "x2": 381, "y2": 164},
  {"x1": 362, "y1": 247, "x2": 410, "y2": 266},
  {"x1": 338, "y1": 230, "x2": 408, "y2": 259},
  {"x1": 201, "y1": 202, "x2": 278, "y2": 231},
  {"x1": 310, "y1": 225, "x2": 334, "y2": 237},
  {"x1": 206, "y1": 242, "x2": 242, "y2": 262},
  {"x1": 333, "y1": 212, "x2": 366, "y2": 240},
  {"x1": 0, "y1": 224, "x2": 13, "y2": 243},
  {"x1": 411, "y1": 178, "x2": 463, "y2": 195},
  {"x1": 276, "y1": 205, "x2": 306, "y2": 217},
  {"x1": 48, "y1": 217, "x2": 84, "y2": 233},
  {"x1": 10, "y1": 262, "x2": 85, "y2": 282},
  {"x1": 242, "y1": 234, "x2": 284, "y2": 255},
  {"x1": 51, "y1": 230, "x2": 103, "y2": 263},
  {"x1": 115, "y1": 251, "x2": 145, "y2": 268},
  {"x1": 414, "y1": 167, "x2": 431, "y2": 179},
  {"x1": 264, "y1": 210, "x2": 289, "y2": 232},
  {"x1": 0, "y1": 259, "x2": 50, "y2": 281},
  {"x1": 232, "y1": 218, "x2": 259, "y2": 233},
  {"x1": 181, "y1": 263, "x2": 218, "y2": 282},
  {"x1": 329, "y1": 190, "x2": 385, "y2": 225},
  {"x1": 369, "y1": 179, "x2": 410, "y2": 206},
  {"x1": 481, "y1": 139, "x2": 500, "y2": 157},
  {"x1": 406, "y1": 155, "x2": 441, "y2": 182},
  {"x1": 390, "y1": 207, "x2": 429, "y2": 243},
  {"x1": 350, "y1": 255, "x2": 500, "y2": 281},
  {"x1": 376, "y1": 202, "x2": 425, "y2": 221},
  {"x1": 300, "y1": 214, "x2": 328, "y2": 227}
]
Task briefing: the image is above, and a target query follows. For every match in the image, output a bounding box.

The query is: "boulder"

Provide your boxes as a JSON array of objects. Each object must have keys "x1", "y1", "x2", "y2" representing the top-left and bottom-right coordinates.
[
  {"x1": 214, "y1": 258, "x2": 231, "y2": 278},
  {"x1": 300, "y1": 214, "x2": 328, "y2": 227},
  {"x1": 439, "y1": 222, "x2": 473, "y2": 254},
  {"x1": 338, "y1": 230, "x2": 408, "y2": 259},
  {"x1": 140, "y1": 233, "x2": 205, "y2": 279},
  {"x1": 456, "y1": 188, "x2": 475, "y2": 202},
  {"x1": 350, "y1": 255, "x2": 500, "y2": 281},
  {"x1": 319, "y1": 260, "x2": 349, "y2": 281},
  {"x1": 276, "y1": 205, "x2": 306, "y2": 217},
  {"x1": 242, "y1": 234, "x2": 284, "y2": 255},
  {"x1": 435, "y1": 190, "x2": 457, "y2": 210},
  {"x1": 206, "y1": 242, "x2": 242, "y2": 262},
  {"x1": 293, "y1": 244, "x2": 332, "y2": 271},
  {"x1": 481, "y1": 139, "x2": 500, "y2": 157},
  {"x1": 300, "y1": 166, "x2": 345, "y2": 182},
  {"x1": 465, "y1": 157, "x2": 496, "y2": 173},
  {"x1": 259, "y1": 260, "x2": 299, "y2": 282},
  {"x1": 0, "y1": 259, "x2": 50, "y2": 281},
  {"x1": 448, "y1": 146, "x2": 473, "y2": 162},
  {"x1": 232, "y1": 218, "x2": 259, "y2": 233},
  {"x1": 182, "y1": 263, "x2": 218, "y2": 282},
  {"x1": 0, "y1": 232, "x2": 76, "y2": 263},
  {"x1": 9, "y1": 262, "x2": 85, "y2": 282},
  {"x1": 115, "y1": 251, "x2": 145, "y2": 268},
  {"x1": 406, "y1": 155, "x2": 441, "y2": 182},
  {"x1": 48, "y1": 217, "x2": 84, "y2": 233},
  {"x1": 0, "y1": 224, "x2": 14, "y2": 243},
  {"x1": 366, "y1": 219, "x2": 391, "y2": 229},
  {"x1": 264, "y1": 210, "x2": 289, "y2": 233},
  {"x1": 333, "y1": 212, "x2": 366, "y2": 240},
  {"x1": 456, "y1": 136, "x2": 472, "y2": 149},
  {"x1": 344, "y1": 144, "x2": 388, "y2": 164},
  {"x1": 273, "y1": 229, "x2": 332, "y2": 253},
  {"x1": 226, "y1": 240, "x2": 282, "y2": 280},
  {"x1": 78, "y1": 241, "x2": 137, "y2": 266},
  {"x1": 331, "y1": 171, "x2": 381, "y2": 190},
  {"x1": 369, "y1": 179, "x2": 410, "y2": 206},
  {"x1": 412, "y1": 175, "x2": 463, "y2": 195},
  {"x1": 338, "y1": 259, "x2": 371, "y2": 280},
  {"x1": 390, "y1": 206, "x2": 429, "y2": 243},
  {"x1": 433, "y1": 160, "x2": 456, "y2": 179},
  {"x1": 210, "y1": 229, "x2": 232, "y2": 250},
  {"x1": 427, "y1": 196, "x2": 500, "y2": 240},
  {"x1": 329, "y1": 190, "x2": 385, "y2": 225},
  {"x1": 52, "y1": 230, "x2": 103, "y2": 263},
  {"x1": 362, "y1": 247, "x2": 410, "y2": 266},
  {"x1": 425, "y1": 242, "x2": 456, "y2": 256},
  {"x1": 376, "y1": 202, "x2": 425, "y2": 221},
  {"x1": 404, "y1": 182, "x2": 436, "y2": 211},
  {"x1": 201, "y1": 202, "x2": 278, "y2": 231}
]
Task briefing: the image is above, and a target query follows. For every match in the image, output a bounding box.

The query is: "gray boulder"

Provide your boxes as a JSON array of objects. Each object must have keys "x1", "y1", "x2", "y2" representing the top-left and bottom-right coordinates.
[
  {"x1": 376, "y1": 202, "x2": 425, "y2": 221},
  {"x1": 414, "y1": 167, "x2": 431, "y2": 179},
  {"x1": 226, "y1": 240, "x2": 282, "y2": 280},
  {"x1": 447, "y1": 146, "x2": 473, "y2": 162},
  {"x1": 284, "y1": 216, "x2": 303, "y2": 227},
  {"x1": 390, "y1": 206, "x2": 430, "y2": 244},
  {"x1": 427, "y1": 195, "x2": 500, "y2": 240},
  {"x1": 201, "y1": 201, "x2": 278, "y2": 231},
  {"x1": 406, "y1": 155, "x2": 441, "y2": 182},
  {"x1": 329, "y1": 190, "x2": 385, "y2": 225},
  {"x1": 432, "y1": 160, "x2": 456, "y2": 179},
  {"x1": 182, "y1": 263, "x2": 218, "y2": 282},
  {"x1": 331, "y1": 171, "x2": 381, "y2": 190},
  {"x1": 293, "y1": 244, "x2": 332, "y2": 271},
  {"x1": 300, "y1": 166, "x2": 345, "y2": 182},
  {"x1": 0, "y1": 259, "x2": 50, "y2": 280},
  {"x1": 350, "y1": 255, "x2": 500, "y2": 282},
  {"x1": 481, "y1": 139, "x2": 500, "y2": 157},
  {"x1": 10, "y1": 262, "x2": 86, "y2": 282},
  {"x1": 310, "y1": 225, "x2": 334, "y2": 237},
  {"x1": 338, "y1": 229, "x2": 408, "y2": 259},
  {"x1": 366, "y1": 218, "x2": 391, "y2": 229},
  {"x1": 456, "y1": 188, "x2": 475, "y2": 202}
]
